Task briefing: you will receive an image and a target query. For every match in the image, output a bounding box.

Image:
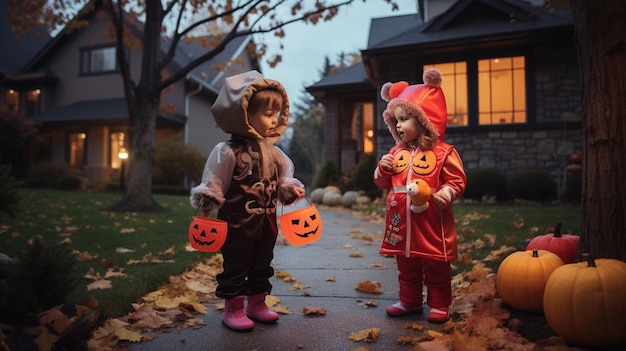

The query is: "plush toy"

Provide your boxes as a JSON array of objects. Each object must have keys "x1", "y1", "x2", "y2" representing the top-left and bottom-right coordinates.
[{"x1": 407, "y1": 179, "x2": 431, "y2": 213}]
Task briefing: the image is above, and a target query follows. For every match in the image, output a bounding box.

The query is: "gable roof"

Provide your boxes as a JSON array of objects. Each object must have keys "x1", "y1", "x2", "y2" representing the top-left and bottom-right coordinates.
[
  {"x1": 307, "y1": 0, "x2": 573, "y2": 93},
  {"x1": 30, "y1": 98, "x2": 186, "y2": 125},
  {"x1": 0, "y1": 1, "x2": 51, "y2": 77},
  {"x1": 365, "y1": 0, "x2": 572, "y2": 52},
  {"x1": 18, "y1": 1, "x2": 255, "y2": 94}
]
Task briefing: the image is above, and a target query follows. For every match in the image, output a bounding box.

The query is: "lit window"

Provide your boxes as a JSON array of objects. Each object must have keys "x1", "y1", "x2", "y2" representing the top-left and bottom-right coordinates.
[
  {"x1": 110, "y1": 132, "x2": 125, "y2": 169},
  {"x1": 361, "y1": 102, "x2": 375, "y2": 154},
  {"x1": 69, "y1": 132, "x2": 86, "y2": 167},
  {"x1": 81, "y1": 46, "x2": 118, "y2": 74},
  {"x1": 478, "y1": 56, "x2": 526, "y2": 125},
  {"x1": 5, "y1": 89, "x2": 19, "y2": 113},
  {"x1": 424, "y1": 62, "x2": 468, "y2": 127},
  {"x1": 25, "y1": 89, "x2": 41, "y2": 116}
]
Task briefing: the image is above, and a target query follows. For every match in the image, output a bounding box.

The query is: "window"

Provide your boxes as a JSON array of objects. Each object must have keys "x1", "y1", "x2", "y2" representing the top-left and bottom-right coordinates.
[
  {"x1": 424, "y1": 56, "x2": 526, "y2": 127},
  {"x1": 478, "y1": 57, "x2": 526, "y2": 125},
  {"x1": 361, "y1": 102, "x2": 375, "y2": 154},
  {"x1": 80, "y1": 46, "x2": 118, "y2": 74},
  {"x1": 5, "y1": 89, "x2": 19, "y2": 113},
  {"x1": 68, "y1": 132, "x2": 86, "y2": 167},
  {"x1": 424, "y1": 62, "x2": 468, "y2": 127},
  {"x1": 110, "y1": 132, "x2": 126, "y2": 169},
  {"x1": 25, "y1": 89, "x2": 41, "y2": 116}
]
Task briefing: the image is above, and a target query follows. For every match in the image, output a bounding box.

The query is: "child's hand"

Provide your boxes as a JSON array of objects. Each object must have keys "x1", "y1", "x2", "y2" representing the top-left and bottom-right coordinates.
[
  {"x1": 380, "y1": 154, "x2": 394, "y2": 172},
  {"x1": 200, "y1": 195, "x2": 220, "y2": 213},
  {"x1": 293, "y1": 187, "x2": 306, "y2": 199}
]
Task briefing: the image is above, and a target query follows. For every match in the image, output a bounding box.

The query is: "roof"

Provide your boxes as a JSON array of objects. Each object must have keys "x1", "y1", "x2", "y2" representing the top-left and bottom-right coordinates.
[
  {"x1": 307, "y1": 0, "x2": 573, "y2": 91},
  {"x1": 307, "y1": 62, "x2": 369, "y2": 91},
  {"x1": 0, "y1": 1, "x2": 51, "y2": 76},
  {"x1": 19, "y1": 0, "x2": 254, "y2": 95},
  {"x1": 366, "y1": 0, "x2": 573, "y2": 52},
  {"x1": 30, "y1": 98, "x2": 186, "y2": 125}
]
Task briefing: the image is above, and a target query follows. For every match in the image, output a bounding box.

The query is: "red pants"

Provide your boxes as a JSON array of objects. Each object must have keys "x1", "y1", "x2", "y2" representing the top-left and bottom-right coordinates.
[{"x1": 396, "y1": 256, "x2": 451, "y2": 309}]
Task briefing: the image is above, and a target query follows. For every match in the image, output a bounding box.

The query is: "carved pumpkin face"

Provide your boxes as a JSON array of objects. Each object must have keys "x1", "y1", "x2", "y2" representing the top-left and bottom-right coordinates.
[
  {"x1": 412, "y1": 150, "x2": 436, "y2": 175},
  {"x1": 393, "y1": 150, "x2": 411, "y2": 174},
  {"x1": 279, "y1": 205, "x2": 322, "y2": 246},
  {"x1": 188, "y1": 216, "x2": 228, "y2": 252}
]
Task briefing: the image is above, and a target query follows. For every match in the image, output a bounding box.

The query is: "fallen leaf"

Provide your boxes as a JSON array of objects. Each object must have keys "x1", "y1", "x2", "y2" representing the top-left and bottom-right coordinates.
[
  {"x1": 116, "y1": 247, "x2": 135, "y2": 253},
  {"x1": 354, "y1": 280, "x2": 384, "y2": 294},
  {"x1": 114, "y1": 327, "x2": 143, "y2": 342},
  {"x1": 348, "y1": 327, "x2": 380, "y2": 343},
  {"x1": 87, "y1": 279, "x2": 112, "y2": 291},
  {"x1": 349, "y1": 252, "x2": 364, "y2": 258},
  {"x1": 303, "y1": 306, "x2": 327, "y2": 316},
  {"x1": 325, "y1": 276, "x2": 336, "y2": 282}
]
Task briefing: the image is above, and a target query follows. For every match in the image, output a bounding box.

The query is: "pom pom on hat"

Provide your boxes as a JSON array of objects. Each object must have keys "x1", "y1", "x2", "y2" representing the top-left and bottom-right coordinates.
[
  {"x1": 423, "y1": 68, "x2": 442, "y2": 87},
  {"x1": 381, "y1": 81, "x2": 409, "y2": 102}
]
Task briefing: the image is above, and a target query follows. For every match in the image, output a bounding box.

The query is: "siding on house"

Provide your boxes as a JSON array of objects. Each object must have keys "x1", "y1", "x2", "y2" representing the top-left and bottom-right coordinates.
[{"x1": 307, "y1": 0, "x2": 581, "y2": 200}]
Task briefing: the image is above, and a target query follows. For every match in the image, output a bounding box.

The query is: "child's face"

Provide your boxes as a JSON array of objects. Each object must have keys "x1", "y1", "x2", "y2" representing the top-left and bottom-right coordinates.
[
  {"x1": 393, "y1": 106, "x2": 420, "y2": 143},
  {"x1": 249, "y1": 105, "x2": 280, "y2": 138}
]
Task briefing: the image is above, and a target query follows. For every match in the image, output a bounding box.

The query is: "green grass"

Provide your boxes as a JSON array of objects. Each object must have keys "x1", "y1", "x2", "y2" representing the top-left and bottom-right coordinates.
[
  {"x1": 1, "y1": 189, "x2": 581, "y2": 319},
  {"x1": 356, "y1": 201, "x2": 581, "y2": 274},
  {"x1": 1, "y1": 188, "x2": 210, "y2": 318},
  {"x1": 452, "y1": 204, "x2": 581, "y2": 273}
]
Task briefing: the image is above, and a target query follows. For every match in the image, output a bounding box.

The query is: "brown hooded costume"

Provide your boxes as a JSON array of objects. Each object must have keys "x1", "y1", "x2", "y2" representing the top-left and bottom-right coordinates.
[{"x1": 190, "y1": 71, "x2": 303, "y2": 299}]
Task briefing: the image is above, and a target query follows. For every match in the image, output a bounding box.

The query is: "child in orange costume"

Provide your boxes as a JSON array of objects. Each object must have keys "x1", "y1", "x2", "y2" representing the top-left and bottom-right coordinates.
[{"x1": 373, "y1": 68, "x2": 466, "y2": 323}]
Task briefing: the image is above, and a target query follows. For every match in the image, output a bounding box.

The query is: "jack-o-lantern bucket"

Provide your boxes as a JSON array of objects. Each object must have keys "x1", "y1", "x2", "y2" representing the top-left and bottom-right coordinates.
[
  {"x1": 188, "y1": 216, "x2": 228, "y2": 252},
  {"x1": 279, "y1": 201, "x2": 322, "y2": 246}
]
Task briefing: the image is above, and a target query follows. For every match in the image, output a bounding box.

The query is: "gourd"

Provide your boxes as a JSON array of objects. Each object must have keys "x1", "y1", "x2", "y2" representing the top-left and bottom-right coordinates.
[
  {"x1": 543, "y1": 253, "x2": 626, "y2": 348},
  {"x1": 526, "y1": 222, "x2": 579, "y2": 263},
  {"x1": 341, "y1": 191, "x2": 359, "y2": 208},
  {"x1": 322, "y1": 191, "x2": 342, "y2": 206},
  {"x1": 496, "y1": 249, "x2": 563, "y2": 313},
  {"x1": 310, "y1": 188, "x2": 325, "y2": 204}
]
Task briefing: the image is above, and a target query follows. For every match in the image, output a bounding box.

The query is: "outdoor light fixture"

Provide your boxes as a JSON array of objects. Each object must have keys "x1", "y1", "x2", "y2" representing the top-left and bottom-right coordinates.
[{"x1": 118, "y1": 148, "x2": 128, "y2": 191}]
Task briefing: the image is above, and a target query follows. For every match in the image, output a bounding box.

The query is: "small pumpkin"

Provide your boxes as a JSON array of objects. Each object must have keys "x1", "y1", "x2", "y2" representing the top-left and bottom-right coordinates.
[
  {"x1": 543, "y1": 253, "x2": 626, "y2": 348},
  {"x1": 279, "y1": 204, "x2": 323, "y2": 246},
  {"x1": 411, "y1": 150, "x2": 436, "y2": 175},
  {"x1": 188, "y1": 216, "x2": 228, "y2": 252},
  {"x1": 526, "y1": 222, "x2": 579, "y2": 263},
  {"x1": 496, "y1": 249, "x2": 563, "y2": 313}
]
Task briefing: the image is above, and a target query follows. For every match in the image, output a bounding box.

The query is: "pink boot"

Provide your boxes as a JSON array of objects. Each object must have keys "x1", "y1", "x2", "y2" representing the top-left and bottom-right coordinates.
[
  {"x1": 222, "y1": 296, "x2": 254, "y2": 331},
  {"x1": 246, "y1": 293, "x2": 279, "y2": 323}
]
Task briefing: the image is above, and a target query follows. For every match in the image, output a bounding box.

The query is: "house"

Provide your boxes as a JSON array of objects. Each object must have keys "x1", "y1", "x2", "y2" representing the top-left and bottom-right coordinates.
[
  {"x1": 0, "y1": 1, "x2": 257, "y2": 184},
  {"x1": 306, "y1": 0, "x2": 581, "y2": 199}
]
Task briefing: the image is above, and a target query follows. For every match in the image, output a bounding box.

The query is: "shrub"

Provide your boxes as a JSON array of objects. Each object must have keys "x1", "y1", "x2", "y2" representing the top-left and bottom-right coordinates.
[
  {"x1": 25, "y1": 162, "x2": 84, "y2": 190},
  {"x1": 348, "y1": 154, "x2": 381, "y2": 199},
  {"x1": 313, "y1": 160, "x2": 343, "y2": 190},
  {"x1": 153, "y1": 136, "x2": 206, "y2": 187},
  {"x1": 0, "y1": 156, "x2": 20, "y2": 221},
  {"x1": 464, "y1": 168, "x2": 508, "y2": 201},
  {"x1": 509, "y1": 169, "x2": 557, "y2": 202},
  {"x1": 0, "y1": 237, "x2": 79, "y2": 326}
]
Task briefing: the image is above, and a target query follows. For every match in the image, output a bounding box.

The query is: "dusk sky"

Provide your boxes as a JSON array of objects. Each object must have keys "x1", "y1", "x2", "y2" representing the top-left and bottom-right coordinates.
[{"x1": 257, "y1": 1, "x2": 416, "y2": 101}]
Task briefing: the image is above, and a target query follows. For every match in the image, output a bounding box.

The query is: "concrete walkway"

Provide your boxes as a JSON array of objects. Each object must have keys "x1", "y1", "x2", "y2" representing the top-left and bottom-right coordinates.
[{"x1": 128, "y1": 206, "x2": 445, "y2": 351}]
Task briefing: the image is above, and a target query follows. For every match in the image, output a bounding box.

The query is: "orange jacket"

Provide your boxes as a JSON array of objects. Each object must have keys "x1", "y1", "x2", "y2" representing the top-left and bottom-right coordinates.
[{"x1": 374, "y1": 142, "x2": 466, "y2": 261}]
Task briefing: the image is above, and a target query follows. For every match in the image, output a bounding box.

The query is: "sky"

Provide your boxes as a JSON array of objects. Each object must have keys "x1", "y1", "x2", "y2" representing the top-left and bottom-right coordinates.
[{"x1": 257, "y1": 1, "x2": 417, "y2": 101}]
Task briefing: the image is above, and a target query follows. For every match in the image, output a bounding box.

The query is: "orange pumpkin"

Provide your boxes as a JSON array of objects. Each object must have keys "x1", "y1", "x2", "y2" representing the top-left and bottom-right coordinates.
[
  {"x1": 526, "y1": 222, "x2": 579, "y2": 263},
  {"x1": 543, "y1": 253, "x2": 626, "y2": 348},
  {"x1": 393, "y1": 150, "x2": 411, "y2": 174},
  {"x1": 496, "y1": 249, "x2": 563, "y2": 313},
  {"x1": 411, "y1": 150, "x2": 436, "y2": 175},
  {"x1": 279, "y1": 204, "x2": 322, "y2": 246},
  {"x1": 188, "y1": 216, "x2": 228, "y2": 252}
]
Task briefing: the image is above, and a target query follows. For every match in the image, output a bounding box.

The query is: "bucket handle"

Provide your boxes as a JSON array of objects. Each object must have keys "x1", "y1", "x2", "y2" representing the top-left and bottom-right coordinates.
[{"x1": 280, "y1": 197, "x2": 313, "y2": 217}]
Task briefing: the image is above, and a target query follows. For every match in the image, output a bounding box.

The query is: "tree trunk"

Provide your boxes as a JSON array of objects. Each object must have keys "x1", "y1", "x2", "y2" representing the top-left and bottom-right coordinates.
[{"x1": 571, "y1": 0, "x2": 626, "y2": 261}]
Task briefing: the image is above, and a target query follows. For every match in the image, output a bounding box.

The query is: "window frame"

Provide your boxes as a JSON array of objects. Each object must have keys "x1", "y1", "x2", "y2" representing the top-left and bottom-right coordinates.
[
  {"x1": 79, "y1": 45, "x2": 120, "y2": 76},
  {"x1": 423, "y1": 52, "x2": 533, "y2": 131}
]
